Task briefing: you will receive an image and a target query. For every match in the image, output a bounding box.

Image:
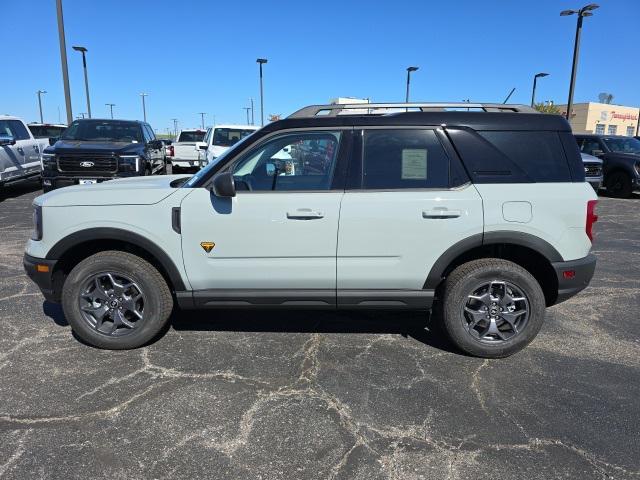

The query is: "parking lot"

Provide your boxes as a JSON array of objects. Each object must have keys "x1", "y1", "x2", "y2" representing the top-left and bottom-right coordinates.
[{"x1": 0, "y1": 181, "x2": 638, "y2": 479}]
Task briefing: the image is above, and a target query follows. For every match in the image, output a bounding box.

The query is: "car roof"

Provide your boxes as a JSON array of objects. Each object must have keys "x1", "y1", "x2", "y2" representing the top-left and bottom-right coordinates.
[
  {"x1": 213, "y1": 124, "x2": 260, "y2": 130},
  {"x1": 263, "y1": 111, "x2": 572, "y2": 133},
  {"x1": 73, "y1": 118, "x2": 146, "y2": 124}
]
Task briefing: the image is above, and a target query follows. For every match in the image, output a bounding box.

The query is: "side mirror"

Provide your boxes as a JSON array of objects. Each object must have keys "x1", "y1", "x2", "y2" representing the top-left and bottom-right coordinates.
[
  {"x1": 48, "y1": 136, "x2": 59, "y2": 146},
  {"x1": 0, "y1": 134, "x2": 16, "y2": 146},
  {"x1": 265, "y1": 163, "x2": 276, "y2": 176},
  {"x1": 210, "y1": 172, "x2": 236, "y2": 197},
  {"x1": 198, "y1": 144, "x2": 208, "y2": 150}
]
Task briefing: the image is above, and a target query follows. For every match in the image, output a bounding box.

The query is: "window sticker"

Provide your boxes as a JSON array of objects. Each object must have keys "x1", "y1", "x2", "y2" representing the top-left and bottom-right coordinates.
[{"x1": 401, "y1": 149, "x2": 428, "y2": 179}]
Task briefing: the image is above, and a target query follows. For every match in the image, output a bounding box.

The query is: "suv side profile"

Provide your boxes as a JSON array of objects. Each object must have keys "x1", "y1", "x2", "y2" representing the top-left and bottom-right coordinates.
[
  {"x1": 24, "y1": 103, "x2": 598, "y2": 358},
  {"x1": 41, "y1": 119, "x2": 165, "y2": 192},
  {"x1": 575, "y1": 134, "x2": 640, "y2": 198}
]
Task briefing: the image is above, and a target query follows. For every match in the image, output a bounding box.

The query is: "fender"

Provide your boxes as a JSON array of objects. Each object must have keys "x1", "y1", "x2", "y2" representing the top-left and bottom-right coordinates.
[
  {"x1": 424, "y1": 231, "x2": 562, "y2": 289},
  {"x1": 46, "y1": 227, "x2": 187, "y2": 291}
]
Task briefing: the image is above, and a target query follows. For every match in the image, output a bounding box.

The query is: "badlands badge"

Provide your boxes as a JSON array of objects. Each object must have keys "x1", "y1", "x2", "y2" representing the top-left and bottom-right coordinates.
[{"x1": 200, "y1": 242, "x2": 215, "y2": 253}]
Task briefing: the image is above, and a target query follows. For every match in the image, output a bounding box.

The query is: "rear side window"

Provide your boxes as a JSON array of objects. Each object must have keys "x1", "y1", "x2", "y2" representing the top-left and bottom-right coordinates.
[
  {"x1": 362, "y1": 129, "x2": 449, "y2": 189},
  {"x1": 0, "y1": 120, "x2": 30, "y2": 140},
  {"x1": 478, "y1": 131, "x2": 572, "y2": 182}
]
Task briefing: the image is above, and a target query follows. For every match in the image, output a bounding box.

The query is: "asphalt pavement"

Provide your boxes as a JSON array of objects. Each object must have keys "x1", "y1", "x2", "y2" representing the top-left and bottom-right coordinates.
[{"x1": 0, "y1": 179, "x2": 638, "y2": 479}]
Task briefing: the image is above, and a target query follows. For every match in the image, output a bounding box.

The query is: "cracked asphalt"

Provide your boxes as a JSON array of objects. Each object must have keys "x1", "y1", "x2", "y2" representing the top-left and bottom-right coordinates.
[{"x1": 1, "y1": 179, "x2": 639, "y2": 479}]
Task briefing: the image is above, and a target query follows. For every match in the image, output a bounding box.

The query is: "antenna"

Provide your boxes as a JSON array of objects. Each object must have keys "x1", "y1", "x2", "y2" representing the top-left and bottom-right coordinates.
[{"x1": 503, "y1": 88, "x2": 516, "y2": 104}]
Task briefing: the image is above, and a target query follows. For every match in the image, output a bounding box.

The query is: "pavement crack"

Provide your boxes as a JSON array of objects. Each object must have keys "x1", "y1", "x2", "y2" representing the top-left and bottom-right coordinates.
[{"x1": 0, "y1": 429, "x2": 31, "y2": 476}]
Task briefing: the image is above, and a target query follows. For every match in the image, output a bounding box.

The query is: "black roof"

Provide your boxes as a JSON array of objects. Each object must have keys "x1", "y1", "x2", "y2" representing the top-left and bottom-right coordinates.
[
  {"x1": 72, "y1": 118, "x2": 147, "y2": 124},
  {"x1": 263, "y1": 111, "x2": 572, "y2": 133}
]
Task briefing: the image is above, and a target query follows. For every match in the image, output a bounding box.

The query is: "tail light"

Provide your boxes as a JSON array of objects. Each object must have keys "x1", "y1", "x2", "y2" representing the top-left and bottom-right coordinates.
[
  {"x1": 167, "y1": 145, "x2": 174, "y2": 157},
  {"x1": 586, "y1": 200, "x2": 598, "y2": 241}
]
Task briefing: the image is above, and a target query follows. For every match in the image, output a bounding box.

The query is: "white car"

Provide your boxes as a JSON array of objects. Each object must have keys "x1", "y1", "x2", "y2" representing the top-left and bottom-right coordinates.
[
  {"x1": 27, "y1": 123, "x2": 67, "y2": 156},
  {"x1": 0, "y1": 116, "x2": 43, "y2": 188},
  {"x1": 203, "y1": 124, "x2": 259, "y2": 164},
  {"x1": 169, "y1": 129, "x2": 207, "y2": 172}
]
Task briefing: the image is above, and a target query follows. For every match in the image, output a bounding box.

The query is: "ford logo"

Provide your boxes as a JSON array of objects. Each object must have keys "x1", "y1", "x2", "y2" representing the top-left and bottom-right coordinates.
[{"x1": 80, "y1": 161, "x2": 95, "y2": 168}]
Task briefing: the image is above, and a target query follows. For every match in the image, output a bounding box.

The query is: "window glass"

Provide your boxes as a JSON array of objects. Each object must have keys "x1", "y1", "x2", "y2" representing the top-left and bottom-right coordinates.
[
  {"x1": 607, "y1": 125, "x2": 617, "y2": 135},
  {"x1": 231, "y1": 131, "x2": 341, "y2": 191},
  {"x1": 595, "y1": 124, "x2": 605, "y2": 135},
  {"x1": 213, "y1": 128, "x2": 256, "y2": 147},
  {"x1": 578, "y1": 137, "x2": 604, "y2": 156},
  {"x1": 479, "y1": 131, "x2": 571, "y2": 182},
  {"x1": 145, "y1": 125, "x2": 156, "y2": 141},
  {"x1": 0, "y1": 120, "x2": 30, "y2": 140},
  {"x1": 178, "y1": 131, "x2": 206, "y2": 142},
  {"x1": 27, "y1": 125, "x2": 66, "y2": 138},
  {"x1": 626, "y1": 126, "x2": 635, "y2": 137},
  {"x1": 362, "y1": 129, "x2": 449, "y2": 189},
  {"x1": 602, "y1": 136, "x2": 640, "y2": 154},
  {"x1": 61, "y1": 120, "x2": 143, "y2": 142}
]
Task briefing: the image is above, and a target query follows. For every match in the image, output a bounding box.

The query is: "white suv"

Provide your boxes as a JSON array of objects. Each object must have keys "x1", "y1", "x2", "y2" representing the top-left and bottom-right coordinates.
[{"x1": 24, "y1": 103, "x2": 598, "y2": 358}]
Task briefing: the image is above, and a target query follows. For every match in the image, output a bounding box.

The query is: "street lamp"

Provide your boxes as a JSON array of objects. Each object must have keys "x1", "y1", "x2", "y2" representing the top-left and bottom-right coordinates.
[
  {"x1": 530, "y1": 73, "x2": 549, "y2": 107},
  {"x1": 561, "y1": 3, "x2": 599, "y2": 120},
  {"x1": 405, "y1": 66, "x2": 419, "y2": 103},
  {"x1": 256, "y1": 58, "x2": 268, "y2": 126},
  {"x1": 106, "y1": 103, "x2": 115, "y2": 119},
  {"x1": 242, "y1": 107, "x2": 251, "y2": 125},
  {"x1": 198, "y1": 112, "x2": 206, "y2": 130},
  {"x1": 72, "y1": 45, "x2": 91, "y2": 118},
  {"x1": 171, "y1": 118, "x2": 178, "y2": 137},
  {"x1": 36, "y1": 90, "x2": 47, "y2": 123},
  {"x1": 55, "y1": 0, "x2": 72, "y2": 124},
  {"x1": 140, "y1": 93, "x2": 148, "y2": 122}
]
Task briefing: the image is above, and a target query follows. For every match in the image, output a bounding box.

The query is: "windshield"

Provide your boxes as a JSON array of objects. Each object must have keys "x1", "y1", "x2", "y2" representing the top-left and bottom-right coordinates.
[
  {"x1": 178, "y1": 131, "x2": 206, "y2": 142},
  {"x1": 61, "y1": 120, "x2": 143, "y2": 142},
  {"x1": 28, "y1": 125, "x2": 66, "y2": 138},
  {"x1": 213, "y1": 128, "x2": 256, "y2": 147},
  {"x1": 602, "y1": 137, "x2": 640, "y2": 154},
  {"x1": 183, "y1": 132, "x2": 257, "y2": 188}
]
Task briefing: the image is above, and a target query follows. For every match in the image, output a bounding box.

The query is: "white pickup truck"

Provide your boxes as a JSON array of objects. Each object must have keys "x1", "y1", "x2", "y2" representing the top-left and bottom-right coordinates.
[
  {"x1": 203, "y1": 124, "x2": 259, "y2": 165},
  {"x1": 0, "y1": 116, "x2": 42, "y2": 188},
  {"x1": 27, "y1": 123, "x2": 68, "y2": 156},
  {"x1": 167, "y1": 129, "x2": 206, "y2": 172}
]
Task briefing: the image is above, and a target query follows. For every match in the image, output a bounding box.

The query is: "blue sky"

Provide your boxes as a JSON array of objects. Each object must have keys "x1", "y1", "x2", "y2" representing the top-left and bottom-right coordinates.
[{"x1": 1, "y1": 0, "x2": 638, "y2": 134}]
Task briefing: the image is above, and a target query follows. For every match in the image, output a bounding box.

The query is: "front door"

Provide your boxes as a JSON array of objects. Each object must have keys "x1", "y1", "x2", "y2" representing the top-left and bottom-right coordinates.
[
  {"x1": 180, "y1": 129, "x2": 350, "y2": 306},
  {"x1": 0, "y1": 119, "x2": 40, "y2": 180},
  {"x1": 337, "y1": 128, "x2": 483, "y2": 306}
]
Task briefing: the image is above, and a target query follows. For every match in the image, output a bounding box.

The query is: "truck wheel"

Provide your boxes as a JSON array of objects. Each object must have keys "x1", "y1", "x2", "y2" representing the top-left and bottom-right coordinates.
[
  {"x1": 438, "y1": 258, "x2": 546, "y2": 358},
  {"x1": 61, "y1": 251, "x2": 173, "y2": 349},
  {"x1": 605, "y1": 171, "x2": 632, "y2": 198}
]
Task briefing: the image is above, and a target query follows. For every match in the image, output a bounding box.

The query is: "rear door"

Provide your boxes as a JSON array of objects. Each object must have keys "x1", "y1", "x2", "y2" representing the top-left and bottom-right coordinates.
[
  {"x1": 336, "y1": 127, "x2": 483, "y2": 307},
  {"x1": 179, "y1": 128, "x2": 351, "y2": 306}
]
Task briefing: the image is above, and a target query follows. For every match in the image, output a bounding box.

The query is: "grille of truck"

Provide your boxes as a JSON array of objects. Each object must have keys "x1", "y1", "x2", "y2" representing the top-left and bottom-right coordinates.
[
  {"x1": 584, "y1": 163, "x2": 602, "y2": 177},
  {"x1": 57, "y1": 155, "x2": 118, "y2": 173}
]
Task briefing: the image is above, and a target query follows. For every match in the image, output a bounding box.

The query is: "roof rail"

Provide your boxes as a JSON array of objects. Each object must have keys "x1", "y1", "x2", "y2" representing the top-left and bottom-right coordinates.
[{"x1": 288, "y1": 102, "x2": 538, "y2": 118}]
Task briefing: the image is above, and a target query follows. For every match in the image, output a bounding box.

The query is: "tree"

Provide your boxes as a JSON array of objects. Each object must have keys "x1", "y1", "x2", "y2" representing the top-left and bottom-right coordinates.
[
  {"x1": 598, "y1": 93, "x2": 614, "y2": 104},
  {"x1": 533, "y1": 102, "x2": 562, "y2": 114}
]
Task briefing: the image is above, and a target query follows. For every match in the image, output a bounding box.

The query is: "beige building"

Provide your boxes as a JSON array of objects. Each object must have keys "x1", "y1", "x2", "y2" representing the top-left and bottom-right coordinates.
[{"x1": 557, "y1": 102, "x2": 640, "y2": 136}]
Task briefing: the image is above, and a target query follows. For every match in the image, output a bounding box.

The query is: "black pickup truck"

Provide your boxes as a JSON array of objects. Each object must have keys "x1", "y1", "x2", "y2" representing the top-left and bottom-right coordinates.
[{"x1": 41, "y1": 119, "x2": 166, "y2": 192}]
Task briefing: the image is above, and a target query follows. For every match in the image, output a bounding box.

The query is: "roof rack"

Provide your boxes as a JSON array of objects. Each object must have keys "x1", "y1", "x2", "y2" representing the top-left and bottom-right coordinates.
[{"x1": 288, "y1": 102, "x2": 538, "y2": 118}]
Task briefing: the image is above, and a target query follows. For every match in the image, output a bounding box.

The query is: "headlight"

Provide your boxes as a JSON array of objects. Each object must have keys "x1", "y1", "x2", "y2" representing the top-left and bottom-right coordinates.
[
  {"x1": 31, "y1": 205, "x2": 43, "y2": 241},
  {"x1": 41, "y1": 153, "x2": 56, "y2": 169},
  {"x1": 119, "y1": 155, "x2": 141, "y2": 172}
]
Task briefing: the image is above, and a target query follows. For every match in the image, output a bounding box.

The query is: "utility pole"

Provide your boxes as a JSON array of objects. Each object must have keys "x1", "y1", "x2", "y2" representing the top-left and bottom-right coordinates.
[
  {"x1": 256, "y1": 58, "x2": 268, "y2": 126},
  {"x1": 56, "y1": 0, "x2": 73, "y2": 124},
  {"x1": 198, "y1": 112, "x2": 206, "y2": 130},
  {"x1": 250, "y1": 98, "x2": 255, "y2": 125},
  {"x1": 171, "y1": 118, "x2": 178, "y2": 137},
  {"x1": 243, "y1": 107, "x2": 251, "y2": 125},
  {"x1": 106, "y1": 103, "x2": 115, "y2": 119},
  {"x1": 36, "y1": 90, "x2": 47, "y2": 123},
  {"x1": 140, "y1": 93, "x2": 148, "y2": 122}
]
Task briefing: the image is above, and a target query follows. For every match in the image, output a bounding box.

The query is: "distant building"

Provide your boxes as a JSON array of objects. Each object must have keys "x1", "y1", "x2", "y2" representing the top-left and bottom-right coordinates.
[{"x1": 557, "y1": 102, "x2": 639, "y2": 136}]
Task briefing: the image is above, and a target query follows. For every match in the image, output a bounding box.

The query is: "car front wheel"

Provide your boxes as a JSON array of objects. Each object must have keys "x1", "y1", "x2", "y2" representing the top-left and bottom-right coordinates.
[
  {"x1": 61, "y1": 251, "x2": 173, "y2": 349},
  {"x1": 605, "y1": 171, "x2": 633, "y2": 198},
  {"x1": 439, "y1": 258, "x2": 546, "y2": 358}
]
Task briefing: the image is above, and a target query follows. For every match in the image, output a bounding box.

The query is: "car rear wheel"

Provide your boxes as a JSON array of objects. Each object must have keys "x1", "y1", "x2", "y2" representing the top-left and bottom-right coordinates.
[
  {"x1": 605, "y1": 171, "x2": 632, "y2": 198},
  {"x1": 61, "y1": 251, "x2": 173, "y2": 349},
  {"x1": 438, "y1": 258, "x2": 546, "y2": 358}
]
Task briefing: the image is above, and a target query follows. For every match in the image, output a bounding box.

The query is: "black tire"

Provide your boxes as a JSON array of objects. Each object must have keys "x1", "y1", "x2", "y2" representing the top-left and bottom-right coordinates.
[
  {"x1": 605, "y1": 171, "x2": 633, "y2": 198},
  {"x1": 438, "y1": 258, "x2": 546, "y2": 358},
  {"x1": 61, "y1": 251, "x2": 173, "y2": 349},
  {"x1": 172, "y1": 164, "x2": 180, "y2": 174}
]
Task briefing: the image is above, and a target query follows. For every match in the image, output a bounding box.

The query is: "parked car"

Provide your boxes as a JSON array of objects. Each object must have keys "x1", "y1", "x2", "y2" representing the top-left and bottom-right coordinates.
[
  {"x1": 575, "y1": 134, "x2": 640, "y2": 197},
  {"x1": 158, "y1": 139, "x2": 172, "y2": 162},
  {"x1": 0, "y1": 115, "x2": 43, "y2": 189},
  {"x1": 169, "y1": 129, "x2": 206, "y2": 172},
  {"x1": 581, "y1": 152, "x2": 603, "y2": 191},
  {"x1": 203, "y1": 124, "x2": 259, "y2": 165},
  {"x1": 41, "y1": 119, "x2": 166, "y2": 192},
  {"x1": 27, "y1": 123, "x2": 67, "y2": 157},
  {"x1": 24, "y1": 102, "x2": 598, "y2": 358}
]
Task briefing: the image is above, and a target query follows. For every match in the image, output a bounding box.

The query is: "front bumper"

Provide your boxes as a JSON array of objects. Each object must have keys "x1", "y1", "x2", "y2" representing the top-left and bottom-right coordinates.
[
  {"x1": 23, "y1": 254, "x2": 59, "y2": 302},
  {"x1": 551, "y1": 254, "x2": 596, "y2": 305},
  {"x1": 586, "y1": 176, "x2": 603, "y2": 191},
  {"x1": 42, "y1": 172, "x2": 138, "y2": 190}
]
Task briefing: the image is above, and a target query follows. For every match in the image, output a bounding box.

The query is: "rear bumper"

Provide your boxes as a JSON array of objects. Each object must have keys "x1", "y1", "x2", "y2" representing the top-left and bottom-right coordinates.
[
  {"x1": 23, "y1": 254, "x2": 58, "y2": 302},
  {"x1": 551, "y1": 254, "x2": 596, "y2": 305}
]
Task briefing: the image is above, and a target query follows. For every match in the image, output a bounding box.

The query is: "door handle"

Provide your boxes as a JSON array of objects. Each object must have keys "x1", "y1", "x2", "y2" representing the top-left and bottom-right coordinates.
[
  {"x1": 422, "y1": 209, "x2": 462, "y2": 219},
  {"x1": 287, "y1": 208, "x2": 324, "y2": 220}
]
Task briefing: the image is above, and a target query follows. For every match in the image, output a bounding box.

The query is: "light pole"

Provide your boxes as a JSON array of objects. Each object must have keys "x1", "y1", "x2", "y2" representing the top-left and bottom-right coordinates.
[
  {"x1": 561, "y1": 4, "x2": 599, "y2": 121},
  {"x1": 243, "y1": 107, "x2": 251, "y2": 125},
  {"x1": 140, "y1": 93, "x2": 148, "y2": 122},
  {"x1": 256, "y1": 58, "x2": 267, "y2": 126},
  {"x1": 198, "y1": 112, "x2": 206, "y2": 130},
  {"x1": 55, "y1": 0, "x2": 73, "y2": 124},
  {"x1": 36, "y1": 90, "x2": 47, "y2": 123},
  {"x1": 72, "y1": 45, "x2": 91, "y2": 118},
  {"x1": 530, "y1": 73, "x2": 549, "y2": 107},
  {"x1": 106, "y1": 103, "x2": 115, "y2": 119},
  {"x1": 250, "y1": 98, "x2": 254, "y2": 125},
  {"x1": 171, "y1": 118, "x2": 178, "y2": 137},
  {"x1": 405, "y1": 66, "x2": 419, "y2": 103}
]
